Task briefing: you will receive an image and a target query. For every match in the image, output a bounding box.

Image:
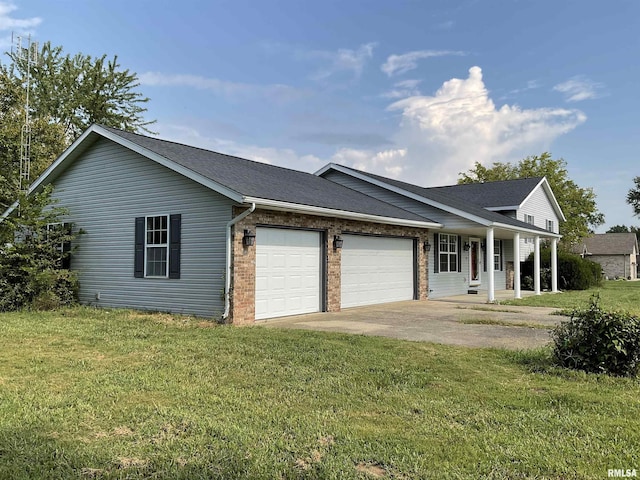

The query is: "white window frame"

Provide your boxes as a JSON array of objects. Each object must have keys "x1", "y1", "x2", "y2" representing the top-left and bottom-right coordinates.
[
  {"x1": 546, "y1": 219, "x2": 555, "y2": 232},
  {"x1": 145, "y1": 215, "x2": 169, "y2": 278},
  {"x1": 439, "y1": 233, "x2": 458, "y2": 273},
  {"x1": 524, "y1": 214, "x2": 535, "y2": 244},
  {"x1": 493, "y1": 239, "x2": 502, "y2": 271}
]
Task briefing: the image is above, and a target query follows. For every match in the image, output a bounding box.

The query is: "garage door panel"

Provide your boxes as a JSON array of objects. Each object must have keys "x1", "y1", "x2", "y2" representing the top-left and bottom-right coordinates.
[
  {"x1": 341, "y1": 235, "x2": 414, "y2": 308},
  {"x1": 255, "y1": 228, "x2": 321, "y2": 320}
]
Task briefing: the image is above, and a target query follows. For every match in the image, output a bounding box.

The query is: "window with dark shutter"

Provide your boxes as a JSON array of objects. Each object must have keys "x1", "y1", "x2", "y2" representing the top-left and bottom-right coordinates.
[{"x1": 135, "y1": 215, "x2": 181, "y2": 279}]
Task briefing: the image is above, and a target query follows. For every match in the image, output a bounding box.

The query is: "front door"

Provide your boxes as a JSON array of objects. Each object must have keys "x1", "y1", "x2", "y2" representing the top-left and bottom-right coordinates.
[{"x1": 469, "y1": 238, "x2": 481, "y2": 286}]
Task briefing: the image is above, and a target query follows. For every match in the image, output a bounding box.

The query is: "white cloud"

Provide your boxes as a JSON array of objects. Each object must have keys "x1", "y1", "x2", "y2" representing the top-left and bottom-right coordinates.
[
  {"x1": 381, "y1": 78, "x2": 423, "y2": 99},
  {"x1": 304, "y1": 42, "x2": 376, "y2": 82},
  {"x1": 381, "y1": 49, "x2": 466, "y2": 77},
  {"x1": 331, "y1": 148, "x2": 408, "y2": 178},
  {"x1": 346, "y1": 66, "x2": 586, "y2": 187},
  {"x1": 138, "y1": 72, "x2": 308, "y2": 103},
  {"x1": 0, "y1": 2, "x2": 42, "y2": 49},
  {"x1": 553, "y1": 76, "x2": 604, "y2": 102}
]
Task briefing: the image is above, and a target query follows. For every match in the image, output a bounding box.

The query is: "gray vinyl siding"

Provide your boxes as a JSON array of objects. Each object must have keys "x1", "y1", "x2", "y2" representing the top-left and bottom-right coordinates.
[
  {"x1": 323, "y1": 171, "x2": 479, "y2": 229},
  {"x1": 427, "y1": 231, "x2": 469, "y2": 298},
  {"x1": 518, "y1": 185, "x2": 560, "y2": 261},
  {"x1": 51, "y1": 138, "x2": 234, "y2": 317}
]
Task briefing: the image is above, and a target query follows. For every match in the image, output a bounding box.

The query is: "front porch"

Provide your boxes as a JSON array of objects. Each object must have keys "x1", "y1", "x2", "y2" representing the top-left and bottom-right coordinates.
[{"x1": 434, "y1": 289, "x2": 545, "y2": 305}]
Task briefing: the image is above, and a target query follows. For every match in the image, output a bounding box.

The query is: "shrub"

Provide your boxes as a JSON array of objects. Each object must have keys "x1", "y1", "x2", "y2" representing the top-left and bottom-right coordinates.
[
  {"x1": 0, "y1": 186, "x2": 80, "y2": 311},
  {"x1": 521, "y1": 248, "x2": 602, "y2": 290},
  {"x1": 551, "y1": 295, "x2": 640, "y2": 377}
]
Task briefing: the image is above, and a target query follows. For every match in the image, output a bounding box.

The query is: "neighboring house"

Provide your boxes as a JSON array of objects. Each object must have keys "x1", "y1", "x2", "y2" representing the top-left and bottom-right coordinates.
[
  {"x1": 572, "y1": 233, "x2": 639, "y2": 280},
  {"x1": 2, "y1": 125, "x2": 564, "y2": 323}
]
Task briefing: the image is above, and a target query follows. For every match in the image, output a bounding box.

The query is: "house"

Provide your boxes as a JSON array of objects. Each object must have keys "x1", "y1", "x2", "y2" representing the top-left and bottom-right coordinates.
[
  {"x1": 2, "y1": 125, "x2": 564, "y2": 323},
  {"x1": 316, "y1": 164, "x2": 565, "y2": 300},
  {"x1": 572, "y1": 233, "x2": 638, "y2": 280}
]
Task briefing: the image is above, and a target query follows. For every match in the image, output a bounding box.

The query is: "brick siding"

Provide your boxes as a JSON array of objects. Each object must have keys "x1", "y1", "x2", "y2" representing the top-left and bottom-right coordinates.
[{"x1": 229, "y1": 207, "x2": 430, "y2": 324}]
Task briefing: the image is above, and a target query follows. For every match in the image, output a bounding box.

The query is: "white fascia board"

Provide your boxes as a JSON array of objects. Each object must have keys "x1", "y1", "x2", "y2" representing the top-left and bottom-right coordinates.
[
  {"x1": 314, "y1": 163, "x2": 337, "y2": 176},
  {"x1": 493, "y1": 221, "x2": 562, "y2": 238},
  {"x1": 320, "y1": 164, "x2": 493, "y2": 226},
  {"x1": 519, "y1": 177, "x2": 566, "y2": 222},
  {"x1": 485, "y1": 205, "x2": 519, "y2": 212},
  {"x1": 243, "y1": 196, "x2": 442, "y2": 229}
]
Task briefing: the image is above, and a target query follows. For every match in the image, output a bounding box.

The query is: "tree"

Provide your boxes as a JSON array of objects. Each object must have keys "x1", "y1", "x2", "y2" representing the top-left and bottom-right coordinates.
[
  {"x1": 628, "y1": 177, "x2": 640, "y2": 217},
  {"x1": 0, "y1": 42, "x2": 154, "y2": 210},
  {"x1": 458, "y1": 153, "x2": 605, "y2": 247},
  {"x1": 0, "y1": 68, "x2": 66, "y2": 211},
  {"x1": 8, "y1": 42, "x2": 155, "y2": 141}
]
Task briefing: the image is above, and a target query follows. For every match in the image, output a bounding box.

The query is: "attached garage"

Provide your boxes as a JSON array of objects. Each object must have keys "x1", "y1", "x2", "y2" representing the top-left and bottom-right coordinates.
[
  {"x1": 341, "y1": 234, "x2": 415, "y2": 308},
  {"x1": 254, "y1": 227, "x2": 322, "y2": 320}
]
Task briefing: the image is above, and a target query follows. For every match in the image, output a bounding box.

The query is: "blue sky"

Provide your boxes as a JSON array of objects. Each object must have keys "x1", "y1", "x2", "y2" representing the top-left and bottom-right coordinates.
[{"x1": 2, "y1": 0, "x2": 639, "y2": 231}]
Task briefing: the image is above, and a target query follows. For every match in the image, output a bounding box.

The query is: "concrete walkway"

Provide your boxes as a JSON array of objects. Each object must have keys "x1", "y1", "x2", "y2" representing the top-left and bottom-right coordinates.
[{"x1": 260, "y1": 294, "x2": 566, "y2": 350}]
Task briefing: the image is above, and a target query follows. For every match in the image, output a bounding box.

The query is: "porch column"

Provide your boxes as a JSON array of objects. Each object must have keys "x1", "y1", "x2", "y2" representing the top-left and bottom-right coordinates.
[
  {"x1": 551, "y1": 237, "x2": 558, "y2": 292},
  {"x1": 534, "y1": 235, "x2": 541, "y2": 295},
  {"x1": 513, "y1": 232, "x2": 521, "y2": 299},
  {"x1": 486, "y1": 227, "x2": 495, "y2": 302}
]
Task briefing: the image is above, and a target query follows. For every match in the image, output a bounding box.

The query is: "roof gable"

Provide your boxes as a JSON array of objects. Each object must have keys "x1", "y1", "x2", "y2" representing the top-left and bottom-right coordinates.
[{"x1": 317, "y1": 163, "x2": 560, "y2": 236}]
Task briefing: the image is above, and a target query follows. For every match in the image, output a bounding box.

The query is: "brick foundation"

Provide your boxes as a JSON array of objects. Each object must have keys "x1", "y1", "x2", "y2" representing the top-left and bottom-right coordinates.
[{"x1": 229, "y1": 208, "x2": 430, "y2": 324}]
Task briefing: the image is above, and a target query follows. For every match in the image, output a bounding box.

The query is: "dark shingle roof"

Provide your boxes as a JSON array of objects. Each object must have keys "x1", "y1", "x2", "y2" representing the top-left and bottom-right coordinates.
[
  {"x1": 334, "y1": 165, "x2": 553, "y2": 233},
  {"x1": 429, "y1": 177, "x2": 544, "y2": 208},
  {"x1": 575, "y1": 233, "x2": 639, "y2": 255},
  {"x1": 100, "y1": 126, "x2": 435, "y2": 224}
]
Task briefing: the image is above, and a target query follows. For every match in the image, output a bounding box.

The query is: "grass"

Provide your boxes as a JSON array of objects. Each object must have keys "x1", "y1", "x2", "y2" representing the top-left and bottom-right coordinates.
[
  {"x1": 0, "y1": 307, "x2": 639, "y2": 479},
  {"x1": 503, "y1": 280, "x2": 640, "y2": 315},
  {"x1": 458, "y1": 318, "x2": 552, "y2": 329}
]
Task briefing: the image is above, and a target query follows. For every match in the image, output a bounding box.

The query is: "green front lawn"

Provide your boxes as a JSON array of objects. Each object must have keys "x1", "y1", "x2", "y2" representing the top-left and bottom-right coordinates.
[
  {"x1": 1, "y1": 307, "x2": 638, "y2": 479},
  {"x1": 504, "y1": 280, "x2": 640, "y2": 315}
]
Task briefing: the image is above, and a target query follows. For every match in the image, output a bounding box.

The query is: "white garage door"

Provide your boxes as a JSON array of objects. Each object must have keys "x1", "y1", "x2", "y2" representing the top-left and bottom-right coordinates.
[
  {"x1": 255, "y1": 228, "x2": 321, "y2": 320},
  {"x1": 341, "y1": 235, "x2": 414, "y2": 308}
]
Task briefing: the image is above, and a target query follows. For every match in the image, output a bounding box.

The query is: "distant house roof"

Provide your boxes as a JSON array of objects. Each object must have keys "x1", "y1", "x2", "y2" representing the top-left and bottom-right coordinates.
[
  {"x1": 3, "y1": 125, "x2": 438, "y2": 228},
  {"x1": 573, "y1": 233, "x2": 639, "y2": 256},
  {"x1": 316, "y1": 164, "x2": 560, "y2": 236}
]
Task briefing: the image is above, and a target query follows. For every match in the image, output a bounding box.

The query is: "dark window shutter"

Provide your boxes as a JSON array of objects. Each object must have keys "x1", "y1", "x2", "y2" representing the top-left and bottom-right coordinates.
[
  {"x1": 134, "y1": 217, "x2": 145, "y2": 278},
  {"x1": 169, "y1": 214, "x2": 181, "y2": 279},
  {"x1": 457, "y1": 236, "x2": 462, "y2": 272},
  {"x1": 433, "y1": 233, "x2": 439, "y2": 273},
  {"x1": 483, "y1": 238, "x2": 487, "y2": 272}
]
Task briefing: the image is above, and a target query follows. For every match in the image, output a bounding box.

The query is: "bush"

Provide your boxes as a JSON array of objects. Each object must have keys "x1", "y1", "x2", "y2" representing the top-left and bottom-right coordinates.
[
  {"x1": 551, "y1": 295, "x2": 640, "y2": 377},
  {"x1": 0, "y1": 186, "x2": 80, "y2": 311},
  {"x1": 521, "y1": 247, "x2": 602, "y2": 290}
]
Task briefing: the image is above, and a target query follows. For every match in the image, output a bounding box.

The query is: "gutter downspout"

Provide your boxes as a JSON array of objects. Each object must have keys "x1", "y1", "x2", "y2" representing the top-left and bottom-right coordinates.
[{"x1": 222, "y1": 203, "x2": 255, "y2": 321}]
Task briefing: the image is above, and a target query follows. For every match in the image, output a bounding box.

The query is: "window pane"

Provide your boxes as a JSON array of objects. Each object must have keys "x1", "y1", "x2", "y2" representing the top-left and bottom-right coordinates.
[
  {"x1": 450, "y1": 236, "x2": 457, "y2": 252},
  {"x1": 440, "y1": 256, "x2": 448, "y2": 272},
  {"x1": 449, "y1": 255, "x2": 457, "y2": 272},
  {"x1": 146, "y1": 247, "x2": 167, "y2": 276},
  {"x1": 440, "y1": 236, "x2": 448, "y2": 252}
]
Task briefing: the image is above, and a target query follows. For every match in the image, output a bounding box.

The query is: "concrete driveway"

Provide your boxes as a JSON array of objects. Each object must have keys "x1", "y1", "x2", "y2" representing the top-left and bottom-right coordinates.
[{"x1": 260, "y1": 298, "x2": 566, "y2": 350}]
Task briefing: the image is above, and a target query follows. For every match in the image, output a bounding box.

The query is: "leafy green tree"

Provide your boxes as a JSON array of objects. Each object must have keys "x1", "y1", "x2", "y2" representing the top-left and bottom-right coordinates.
[
  {"x1": 628, "y1": 177, "x2": 640, "y2": 218},
  {"x1": 8, "y1": 42, "x2": 155, "y2": 141},
  {"x1": 0, "y1": 68, "x2": 66, "y2": 212},
  {"x1": 458, "y1": 153, "x2": 604, "y2": 247}
]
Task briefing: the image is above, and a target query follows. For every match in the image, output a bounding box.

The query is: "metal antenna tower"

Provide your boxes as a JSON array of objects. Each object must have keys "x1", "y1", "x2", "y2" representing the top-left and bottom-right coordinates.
[{"x1": 11, "y1": 33, "x2": 39, "y2": 192}]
